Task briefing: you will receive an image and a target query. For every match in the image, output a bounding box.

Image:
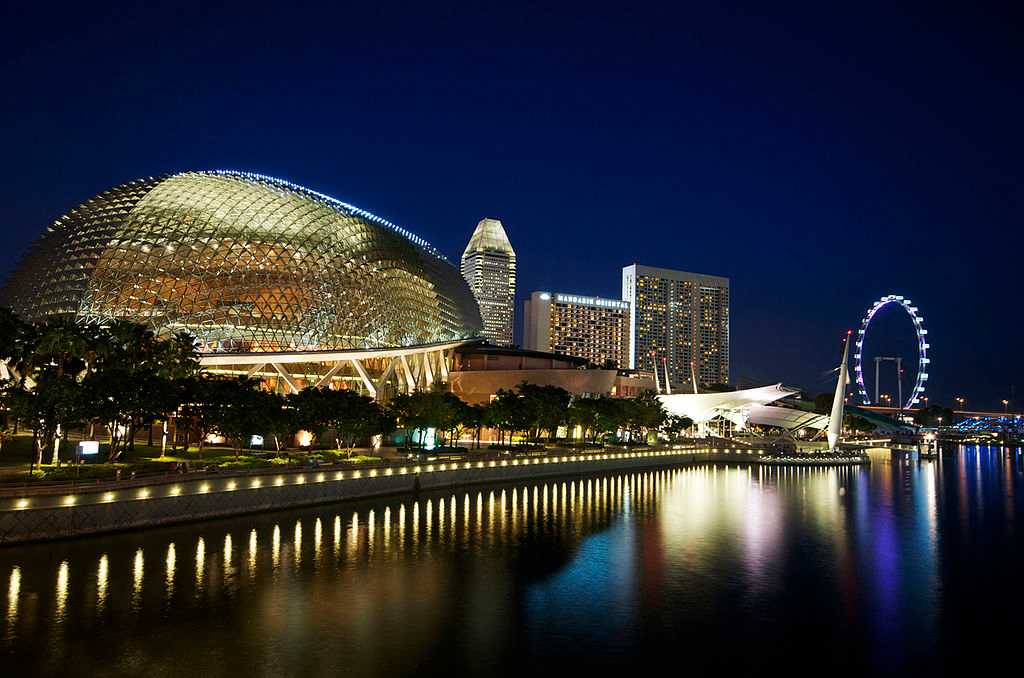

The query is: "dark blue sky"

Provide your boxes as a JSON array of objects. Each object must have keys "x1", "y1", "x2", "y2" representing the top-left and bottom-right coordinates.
[{"x1": 2, "y1": 2, "x2": 1021, "y2": 408}]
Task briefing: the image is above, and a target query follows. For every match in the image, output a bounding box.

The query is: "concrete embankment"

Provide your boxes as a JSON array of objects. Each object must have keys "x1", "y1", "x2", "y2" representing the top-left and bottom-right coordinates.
[{"x1": 0, "y1": 447, "x2": 868, "y2": 545}]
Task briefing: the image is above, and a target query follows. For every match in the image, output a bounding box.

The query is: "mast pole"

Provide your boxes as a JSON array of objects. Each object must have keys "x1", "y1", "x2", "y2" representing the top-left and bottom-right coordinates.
[
  {"x1": 652, "y1": 351, "x2": 661, "y2": 394},
  {"x1": 828, "y1": 332, "x2": 852, "y2": 451}
]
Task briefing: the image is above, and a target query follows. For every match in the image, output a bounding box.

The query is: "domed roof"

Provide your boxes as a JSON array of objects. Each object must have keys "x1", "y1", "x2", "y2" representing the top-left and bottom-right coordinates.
[{"x1": 1, "y1": 171, "x2": 482, "y2": 353}]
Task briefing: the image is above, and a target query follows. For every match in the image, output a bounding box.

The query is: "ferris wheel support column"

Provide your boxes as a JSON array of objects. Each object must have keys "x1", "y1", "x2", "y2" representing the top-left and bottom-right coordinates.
[
  {"x1": 874, "y1": 357, "x2": 881, "y2": 403},
  {"x1": 897, "y1": 357, "x2": 903, "y2": 411}
]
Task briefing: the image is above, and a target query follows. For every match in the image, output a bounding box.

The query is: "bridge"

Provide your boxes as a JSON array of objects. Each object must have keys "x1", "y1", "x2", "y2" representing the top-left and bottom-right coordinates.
[{"x1": 952, "y1": 412, "x2": 1023, "y2": 436}]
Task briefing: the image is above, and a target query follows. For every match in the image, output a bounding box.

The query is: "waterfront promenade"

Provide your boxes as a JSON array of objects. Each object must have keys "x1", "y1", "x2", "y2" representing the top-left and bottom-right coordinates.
[{"x1": 0, "y1": 445, "x2": 867, "y2": 545}]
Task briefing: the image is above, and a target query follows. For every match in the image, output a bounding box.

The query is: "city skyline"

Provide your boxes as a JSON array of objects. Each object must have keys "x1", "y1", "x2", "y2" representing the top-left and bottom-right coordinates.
[
  {"x1": 2, "y1": 6, "x2": 1023, "y2": 676},
  {"x1": 0, "y1": 3, "x2": 1020, "y2": 407}
]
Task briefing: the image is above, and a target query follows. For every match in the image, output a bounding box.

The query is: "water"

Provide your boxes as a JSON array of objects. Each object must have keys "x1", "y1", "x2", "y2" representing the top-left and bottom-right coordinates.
[{"x1": 3, "y1": 446, "x2": 1023, "y2": 676}]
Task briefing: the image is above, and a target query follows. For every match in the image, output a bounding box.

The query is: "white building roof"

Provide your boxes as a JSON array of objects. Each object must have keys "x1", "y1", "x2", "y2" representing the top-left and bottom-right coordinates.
[
  {"x1": 747, "y1": 404, "x2": 829, "y2": 431},
  {"x1": 658, "y1": 384, "x2": 800, "y2": 429}
]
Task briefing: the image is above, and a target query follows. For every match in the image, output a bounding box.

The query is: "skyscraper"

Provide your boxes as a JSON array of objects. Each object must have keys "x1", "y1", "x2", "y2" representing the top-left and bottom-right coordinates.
[
  {"x1": 621, "y1": 264, "x2": 729, "y2": 389},
  {"x1": 523, "y1": 291, "x2": 630, "y2": 368},
  {"x1": 461, "y1": 218, "x2": 516, "y2": 346}
]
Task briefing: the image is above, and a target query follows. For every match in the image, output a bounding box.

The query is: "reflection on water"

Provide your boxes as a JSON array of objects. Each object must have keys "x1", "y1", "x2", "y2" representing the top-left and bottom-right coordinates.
[
  {"x1": 195, "y1": 537, "x2": 205, "y2": 592},
  {"x1": 96, "y1": 554, "x2": 108, "y2": 612},
  {"x1": 165, "y1": 542, "x2": 175, "y2": 598},
  {"x1": 54, "y1": 561, "x2": 68, "y2": 621},
  {"x1": 224, "y1": 533, "x2": 232, "y2": 572},
  {"x1": 131, "y1": 548, "x2": 143, "y2": 609},
  {"x1": 2, "y1": 445, "x2": 1023, "y2": 675},
  {"x1": 6, "y1": 566, "x2": 19, "y2": 631}
]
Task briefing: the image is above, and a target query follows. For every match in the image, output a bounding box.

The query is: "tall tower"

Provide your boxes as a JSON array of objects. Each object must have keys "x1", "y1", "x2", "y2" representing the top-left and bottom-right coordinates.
[
  {"x1": 461, "y1": 218, "x2": 516, "y2": 346},
  {"x1": 621, "y1": 264, "x2": 729, "y2": 388}
]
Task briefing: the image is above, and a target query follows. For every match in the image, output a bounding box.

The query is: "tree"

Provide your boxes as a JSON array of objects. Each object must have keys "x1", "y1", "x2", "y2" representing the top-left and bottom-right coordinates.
[
  {"x1": 845, "y1": 414, "x2": 876, "y2": 433},
  {"x1": 662, "y1": 414, "x2": 693, "y2": 441},
  {"x1": 81, "y1": 321, "x2": 198, "y2": 461},
  {"x1": 0, "y1": 420, "x2": 11, "y2": 457},
  {"x1": 387, "y1": 387, "x2": 464, "y2": 450},
  {"x1": 287, "y1": 387, "x2": 338, "y2": 449},
  {"x1": 3, "y1": 317, "x2": 93, "y2": 467},
  {"x1": 428, "y1": 390, "x2": 464, "y2": 448},
  {"x1": 463, "y1": 403, "x2": 487, "y2": 450},
  {"x1": 258, "y1": 390, "x2": 296, "y2": 452},
  {"x1": 631, "y1": 390, "x2": 667, "y2": 442},
  {"x1": 599, "y1": 397, "x2": 629, "y2": 442},
  {"x1": 0, "y1": 311, "x2": 202, "y2": 465},
  {"x1": 486, "y1": 388, "x2": 530, "y2": 447},
  {"x1": 387, "y1": 392, "x2": 430, "y2": 450},
  {"x1": 516, "y1": 382, "x2": 571, "y2": 442},
  {"x1": 6, "y1": 369, "x2": 87, "y2": 468},
  {"x1": 374, "y1": 405, "x2": 398, "y2": 448},
  {"x1": 444, "y1": 393, "x2": 473, "y2": 449},
  {"x1": 572, "y1": 396, "x2": 624, "y2": 444},
  {"x1": 332, "y1": 389, "x2": 386, "y2": 453},
  {"x1": 210, "y1": 378, "x2": 268, "y2": 457},
  {"x1": 913, "y1": 405, "x2": 954, "y2": 428},
  {"x1": 178, "y1": 376, "x2": 237, "y2": 457},
  {"x1": 0, "y1": 307, "x2": 32, "y2": 382},
  {"x1": 566, "y1": 399, "x2": 597, "y2": 442}
]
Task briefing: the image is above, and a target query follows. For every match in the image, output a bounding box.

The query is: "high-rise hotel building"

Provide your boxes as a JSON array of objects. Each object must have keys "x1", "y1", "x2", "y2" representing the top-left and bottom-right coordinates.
[
  {"x1": 523, "y1": 292, "x2": 631, "y2": 368},
  {"x1": 621, "y1": 264, "x2": 729, "y2": 388},
  {"x1": 461, "y1": 218, "x2": 516, "y2": 346}
]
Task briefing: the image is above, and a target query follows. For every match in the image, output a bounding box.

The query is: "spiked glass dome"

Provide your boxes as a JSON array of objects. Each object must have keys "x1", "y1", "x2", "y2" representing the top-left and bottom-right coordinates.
[{"x1": 1, "y1": 171, "x2": 482, "y2": 353}]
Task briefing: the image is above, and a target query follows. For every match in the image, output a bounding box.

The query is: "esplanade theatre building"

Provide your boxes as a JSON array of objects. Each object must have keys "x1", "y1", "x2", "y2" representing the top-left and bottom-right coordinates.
[{"x1": 0, "y1": 171, "x2": 484, "y2": 398}]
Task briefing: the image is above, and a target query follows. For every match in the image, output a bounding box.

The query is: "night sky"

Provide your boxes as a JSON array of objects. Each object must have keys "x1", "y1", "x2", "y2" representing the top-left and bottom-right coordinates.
[{"x1": 2, "y1": 2, "x2": 1020, "y2": 408}]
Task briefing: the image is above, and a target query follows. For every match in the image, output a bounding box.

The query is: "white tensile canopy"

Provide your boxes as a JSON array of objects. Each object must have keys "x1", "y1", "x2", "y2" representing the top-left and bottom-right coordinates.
[
  {"x1": 658, "y1": 383, "x2": 803, "y2": 432},
  {"x1": 747, "y1": 404, "x2": 829, "y2": 431}
]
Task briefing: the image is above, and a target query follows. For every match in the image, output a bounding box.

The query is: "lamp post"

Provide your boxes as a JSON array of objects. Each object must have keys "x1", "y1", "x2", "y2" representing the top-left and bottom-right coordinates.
[
  {"x1": 1003, "y1": 399, "x2": 1010, "y2": 414},
  {"x1": 955, "y1": 396, "x2": 965, "y2": 411}
]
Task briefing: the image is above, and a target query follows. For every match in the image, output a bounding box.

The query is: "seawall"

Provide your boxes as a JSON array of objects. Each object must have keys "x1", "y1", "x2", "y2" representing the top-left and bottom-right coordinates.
[{"x1": 0, "y1": 447, "x2": 867, "y2": 545}]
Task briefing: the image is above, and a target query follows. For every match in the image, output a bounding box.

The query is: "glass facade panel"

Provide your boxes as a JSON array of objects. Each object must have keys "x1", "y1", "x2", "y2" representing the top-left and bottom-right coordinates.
[{"x1": 1, "y1": 171, "x2": 482, "y2": 353}]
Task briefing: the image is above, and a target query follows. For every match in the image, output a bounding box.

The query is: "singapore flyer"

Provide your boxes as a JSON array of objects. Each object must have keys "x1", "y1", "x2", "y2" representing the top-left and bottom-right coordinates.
[{"x1": 853, "y1": 294, "x2": 930, "y2": 409}]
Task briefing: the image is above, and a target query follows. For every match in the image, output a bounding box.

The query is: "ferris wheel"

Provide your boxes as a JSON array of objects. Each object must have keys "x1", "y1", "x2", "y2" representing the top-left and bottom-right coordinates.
[{"x1": 853, "y1": 294, "x2": 930, "y2": 409}]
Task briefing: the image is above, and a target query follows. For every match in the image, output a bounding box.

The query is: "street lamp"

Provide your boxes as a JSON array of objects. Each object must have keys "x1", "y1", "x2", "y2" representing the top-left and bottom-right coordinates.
[
  {"x1": 955, "y1": 396, "x2": 965, "y2": 410},
  {"x1": 1003, "y1": 399, "x2": 1010, "y2": 413}
]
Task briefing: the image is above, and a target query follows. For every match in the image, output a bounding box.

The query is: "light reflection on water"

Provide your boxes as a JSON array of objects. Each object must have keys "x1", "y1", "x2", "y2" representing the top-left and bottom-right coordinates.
[
  {"x1": 6, "y1": 566, "x2": 19, "y2": 631},
  {"x1": 2, "y1": 445, "x2": 1023, "y2": 675},
  {"x1": 96, "y1": 554, "x2": 108, "y2": 612}
]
